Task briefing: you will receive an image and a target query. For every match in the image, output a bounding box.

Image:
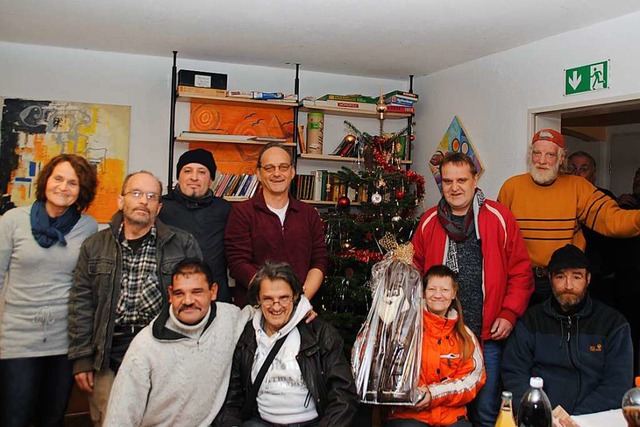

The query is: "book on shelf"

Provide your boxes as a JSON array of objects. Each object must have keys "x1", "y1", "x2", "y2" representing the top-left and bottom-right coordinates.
[
  {"x1": 253, "y1": 136, "x2": 288, "y2": 143},
  {"x1": 384, "y1": 96, "x2": 415, "y2": 106},
  {"x1": 238, "y1": 175, "x2": 255, "y2": 197},
  {"x1": 247, "y1": 177, "x2": 260, "y2": 198},
  {"x1": 385, "y1": 105, "x2": 415, "y2": 114},
  {"x1": 317, "y1": 94, "x2": 377, "y2": 104},
  {"x1": 297, "y1": 125, "x2": 306, "y2": 154},
  {"x1": 304, "y1": 99, "x2": 377, "y2": 111},
  {"x1": 313, "y1": 170, "x2": 327, "y2": 201},
  {"x1": 177, "y1": 85, "x2": 227, "y2": 97},
  {"x1": 331, "y1": 136, "x2": 357, "y2": 157},
  {"x1": 210, "y1": 172, "x2": 224, "y2": 193},
  {"x1": 227, "y1": 90, "x2": 253, "y2": 98},
  {"x1": 384, "y1": 90, "x2": 419, "y2": 101},
  {"x1": 252, "y1": 91, "x2": 284, "y2": 100},
  {"x1": 179, "y1": 131, "x2": 258, "y2": 142},
  {"x1": 213, "y1": 173, "x2": 232, "y2": 198}
]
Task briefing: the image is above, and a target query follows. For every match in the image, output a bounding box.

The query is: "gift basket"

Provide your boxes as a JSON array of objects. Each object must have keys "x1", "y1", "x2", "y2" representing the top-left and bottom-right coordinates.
[{"x1": 351, "y1": 235, "x2": 423, "y2": 405}]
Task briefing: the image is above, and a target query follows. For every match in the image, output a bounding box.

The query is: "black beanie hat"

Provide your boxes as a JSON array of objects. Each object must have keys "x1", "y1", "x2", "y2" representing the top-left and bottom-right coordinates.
[
  {"x1": 548, "y1": 244, "x2": 590, "y2": 273},
  {"x1": 177, "y1": 149, "x2": 217, "y2": 178}
]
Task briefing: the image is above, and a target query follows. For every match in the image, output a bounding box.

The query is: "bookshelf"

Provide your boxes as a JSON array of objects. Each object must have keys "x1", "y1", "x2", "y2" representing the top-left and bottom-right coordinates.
[
  {"x1": 295, "y1": 79, "x2": 416, "y2": 206},
  {"x1": 168, "y1": 52, "x2": 299, "y2": 201}
]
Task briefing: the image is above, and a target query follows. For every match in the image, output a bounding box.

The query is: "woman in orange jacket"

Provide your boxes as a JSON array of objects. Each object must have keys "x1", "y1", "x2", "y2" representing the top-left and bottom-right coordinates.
[{"x1": 385, "y1": 265, "x2": 486, "y2": 427}]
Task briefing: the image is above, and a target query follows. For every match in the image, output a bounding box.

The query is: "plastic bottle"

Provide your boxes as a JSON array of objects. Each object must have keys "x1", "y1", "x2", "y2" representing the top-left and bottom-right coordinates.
[
  {"x1": 516, "y1": 377, "x2": 552, "y2": 427},
  {"x1": 495, "y1": 390, "x2": 516, "y2": 427},
  {"x1": 622, "y1": 376, "x2": 640, "y2": 427}
]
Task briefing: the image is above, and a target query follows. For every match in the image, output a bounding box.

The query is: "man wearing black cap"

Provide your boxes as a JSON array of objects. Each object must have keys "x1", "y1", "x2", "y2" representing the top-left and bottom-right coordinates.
[
  {"x1": 502, "y1": 244, "x2": 633, "y2": 416},
  {"x1": 159, "y1": 148, "x2": 233, "y2": 302}
]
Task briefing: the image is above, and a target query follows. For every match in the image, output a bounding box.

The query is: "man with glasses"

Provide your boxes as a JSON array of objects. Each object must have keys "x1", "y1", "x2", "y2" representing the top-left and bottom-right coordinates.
[
  {"x1": 68, "y1": 171, "x2": 201, "y2": 425},
  {"x1": 216, "y1": 261, "x2": 357, "y2": 427},
  {"x1": 225, "y1": 143, "x2": 328, "y2": 307}
]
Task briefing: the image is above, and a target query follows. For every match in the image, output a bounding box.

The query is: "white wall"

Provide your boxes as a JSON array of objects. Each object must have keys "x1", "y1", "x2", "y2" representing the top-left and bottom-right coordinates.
[
  {"x1": 413, "y1": 11, "x2": 640, "y2": 209},
  {"x1": 0, "y1": 41, "x2": 406, "y2": 190}
]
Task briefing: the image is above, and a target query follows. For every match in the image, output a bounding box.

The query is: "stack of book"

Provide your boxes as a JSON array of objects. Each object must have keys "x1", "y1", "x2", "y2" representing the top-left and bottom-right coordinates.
[
  {"x1": 295, "y1": 174, "x2": 315, "y2": 200},
  {"x1": 331, "y1": 136, "x2": 359, "y2": 158},
  {"x1": 383, "y1": 90, "x2": 419, "y2": 114},
  {"x1": 227, "y1": 91, "x2": 298, "y2": 102},
  {"x1": 304, "y1": 93, "x2": 378, "y2": 112},
  {"x1": 212, "y1": 173, "x2": 260, "y2": 199}
]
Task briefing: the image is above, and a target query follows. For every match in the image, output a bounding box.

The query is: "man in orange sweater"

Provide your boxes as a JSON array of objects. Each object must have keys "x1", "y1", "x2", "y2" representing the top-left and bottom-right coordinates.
[{"x1": 498, "y1": 129, "x2": 640, "y2": 305}]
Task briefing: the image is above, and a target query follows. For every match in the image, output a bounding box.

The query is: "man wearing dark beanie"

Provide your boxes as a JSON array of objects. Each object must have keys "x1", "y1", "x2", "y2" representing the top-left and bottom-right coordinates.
[
  {"x1": 503, "y1": 244, "x2": 632, "y2": 416},
  {"x1": 159, "y1": 148, "x2": 233, "y2": 302}
]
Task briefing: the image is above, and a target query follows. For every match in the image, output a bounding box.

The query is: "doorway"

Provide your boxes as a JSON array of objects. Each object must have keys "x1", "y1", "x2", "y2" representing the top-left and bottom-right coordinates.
[{"x1": 531, "y1": 95, "x2": 640, "y2": 196}]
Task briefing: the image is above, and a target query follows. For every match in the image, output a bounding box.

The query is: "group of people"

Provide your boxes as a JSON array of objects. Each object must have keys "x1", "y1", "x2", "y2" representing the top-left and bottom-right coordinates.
[{"x1": 0, "y1": 129, "x2": 639, "y2": 427}]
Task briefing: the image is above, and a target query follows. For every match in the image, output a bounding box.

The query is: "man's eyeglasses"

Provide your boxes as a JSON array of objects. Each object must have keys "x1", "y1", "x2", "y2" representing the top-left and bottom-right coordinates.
[
  {"x1": 259, "y1": 163, "x2": 291, "y2": 173},
  {"x1": 123, "y1": 190, "x2": 160, "y2": 202},
  {"x1": 260, "y1": 295, "x2": 293, "y2": 308}
]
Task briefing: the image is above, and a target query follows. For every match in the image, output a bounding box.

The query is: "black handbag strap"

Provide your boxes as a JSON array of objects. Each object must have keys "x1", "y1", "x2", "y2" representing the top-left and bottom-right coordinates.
[{"x1": 246, "y1": 333, "x2": 289, "y2": 408}]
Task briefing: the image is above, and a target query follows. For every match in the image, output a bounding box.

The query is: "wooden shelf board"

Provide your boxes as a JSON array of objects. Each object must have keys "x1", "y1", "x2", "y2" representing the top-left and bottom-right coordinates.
[
  {"x1": 224, "y1": 196, "x2": 250, "y2": 202},
  {"x1": 299, "y1": 153, "x2": 411, "y2": 165},
  {"x1": 300, "y1": 199, "x2": 362, "y2": 206},
  {"x1": 300, "y1": 105, "x2": 411, "y2": 119},
  {"x1": 177, "y1": 93, "x2": 298, "y2": 109},
  {"x1": 176, "y1": 136, "x2": 295, "y2": 146}
]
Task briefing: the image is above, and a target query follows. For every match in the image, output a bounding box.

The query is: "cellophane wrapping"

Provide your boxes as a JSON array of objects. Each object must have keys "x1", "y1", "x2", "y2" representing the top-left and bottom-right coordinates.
[{"x1": 351, "y1": 255, "x2": 423, "y2": 405}]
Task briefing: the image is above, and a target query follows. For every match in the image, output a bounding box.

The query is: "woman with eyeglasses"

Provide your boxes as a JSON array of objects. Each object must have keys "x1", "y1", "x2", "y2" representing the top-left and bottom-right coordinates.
[
  {"x1": 216, "y1": 261, "x2": 358, "y2": 427},
  {"x1": 384, "y1": 265, "x2": 486, "y2": 427},
  {"x1": 0, "y1": 154, "x2": 98, "y2": 426}
]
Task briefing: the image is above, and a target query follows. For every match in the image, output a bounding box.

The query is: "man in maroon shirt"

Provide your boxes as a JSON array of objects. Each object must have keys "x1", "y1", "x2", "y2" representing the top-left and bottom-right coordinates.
[{"x1": 224, "y1": 142, "x2": 328, "y2": 307}]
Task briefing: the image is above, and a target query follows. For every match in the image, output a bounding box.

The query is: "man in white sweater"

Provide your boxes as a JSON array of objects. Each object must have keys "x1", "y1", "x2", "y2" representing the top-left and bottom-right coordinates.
[{"x1": 104, "y1": 258, "x2": 252, "y2": 426}]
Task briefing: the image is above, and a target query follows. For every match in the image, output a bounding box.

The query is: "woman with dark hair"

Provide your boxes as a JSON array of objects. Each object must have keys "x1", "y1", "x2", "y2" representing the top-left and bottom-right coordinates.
[
  {"x1": 385, "y1": 265, "x2": 486, "y2": 427},
  {"x1": 0, "y1": 153, "x2": 98, "y2": 426}
]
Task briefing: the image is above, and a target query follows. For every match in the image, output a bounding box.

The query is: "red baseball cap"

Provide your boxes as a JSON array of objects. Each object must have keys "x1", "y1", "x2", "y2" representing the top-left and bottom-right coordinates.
[{"x1": 531, "y1": 129, "x2": 565, "y2": 148}]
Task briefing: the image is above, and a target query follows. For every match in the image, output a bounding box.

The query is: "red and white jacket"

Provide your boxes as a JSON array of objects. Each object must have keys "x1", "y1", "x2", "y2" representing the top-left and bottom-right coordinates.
[
  {"x1": 389, "y1": 308, "x2": 486, "y2": 426},
  {"x1": 411, "y1": 199, "x2": 533, "y2": 341}
]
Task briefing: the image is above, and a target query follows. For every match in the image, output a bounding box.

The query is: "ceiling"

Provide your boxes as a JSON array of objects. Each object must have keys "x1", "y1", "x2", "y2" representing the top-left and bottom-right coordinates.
[{"x1": 2, "y1": 1, "x2": 640, "y2": 79}]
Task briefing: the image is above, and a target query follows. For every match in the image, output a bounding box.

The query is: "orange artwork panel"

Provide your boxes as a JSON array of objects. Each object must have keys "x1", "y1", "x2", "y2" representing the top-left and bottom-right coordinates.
[{"x1": 188, "y1": 102, "x2": 294, "y2": 174}]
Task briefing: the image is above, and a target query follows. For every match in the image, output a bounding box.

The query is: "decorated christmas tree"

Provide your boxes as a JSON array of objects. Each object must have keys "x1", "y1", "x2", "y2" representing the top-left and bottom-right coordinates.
[{"x1": 316, "y1": 110, "x2": 426, "y2": 350}]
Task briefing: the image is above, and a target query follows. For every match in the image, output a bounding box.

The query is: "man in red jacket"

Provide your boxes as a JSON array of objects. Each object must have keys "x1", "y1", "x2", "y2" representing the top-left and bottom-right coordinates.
[
  {"x1": 224, "y1": 142, "x2": 328, "y2": 307},
  {"x1": 412, "y1": 152, "x2": 533, "y2": 427}
]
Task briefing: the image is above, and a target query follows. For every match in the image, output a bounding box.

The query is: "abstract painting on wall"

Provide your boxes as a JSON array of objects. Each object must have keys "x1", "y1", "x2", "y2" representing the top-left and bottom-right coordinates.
[
  {"x1": 430, "y1": 116, "x2": 484, "y2": 193},
  {"x1": 0, "y1": 98, "x2": 130, "y2": 222}
]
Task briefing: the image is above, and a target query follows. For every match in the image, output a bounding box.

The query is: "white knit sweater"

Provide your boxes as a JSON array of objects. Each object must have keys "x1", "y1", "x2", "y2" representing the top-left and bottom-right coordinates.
[{"x1": 105, "y1": 302, "x2": 253, "y2": 427}]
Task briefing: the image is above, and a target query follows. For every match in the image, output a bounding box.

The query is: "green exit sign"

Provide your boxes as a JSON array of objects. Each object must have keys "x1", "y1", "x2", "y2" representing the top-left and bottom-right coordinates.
[{"x1": 565, "y1": 60, "x2": 609, "y2": 95}]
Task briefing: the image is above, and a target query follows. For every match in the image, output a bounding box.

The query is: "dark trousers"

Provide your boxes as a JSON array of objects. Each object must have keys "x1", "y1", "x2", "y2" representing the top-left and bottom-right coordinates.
[
  {"x1": 530, "y1": 275, "x2": 552, "y2": 307},
  {"x1": 0, "y1": 355, "x2": 74, "y2": 427}
]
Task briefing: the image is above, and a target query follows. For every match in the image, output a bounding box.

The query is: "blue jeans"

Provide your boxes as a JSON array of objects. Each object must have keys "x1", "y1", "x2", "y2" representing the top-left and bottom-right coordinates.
[
  {"x1": 468, "y1": 340, "x2": 502, "y2": 427},
  {"x1": 0, "y1": 355, "x2": 74, "y2": 427}
]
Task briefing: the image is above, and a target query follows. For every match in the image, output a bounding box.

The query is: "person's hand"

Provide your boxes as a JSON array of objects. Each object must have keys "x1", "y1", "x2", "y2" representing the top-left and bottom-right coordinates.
[
  {"x1": 75, "y1": 371, "x2": 95, "y2": 393},
  {"x1": 414, "y1": 386, "x2": 432, "y2": 409},
  {"x1": 304, "y1": 309, "x2": 317, "y2": 323},
  {"x1": 490, "y1": 317, "x2": 513, "y2": 340},
  {"x1": 618, "y1": 193, "x2": 640, "y2": 209}
]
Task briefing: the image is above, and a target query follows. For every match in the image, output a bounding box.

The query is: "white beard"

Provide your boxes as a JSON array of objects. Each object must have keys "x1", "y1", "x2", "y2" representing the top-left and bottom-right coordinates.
[{"x1": 530, "y1": 160, "x2": 560, "y2": 185}]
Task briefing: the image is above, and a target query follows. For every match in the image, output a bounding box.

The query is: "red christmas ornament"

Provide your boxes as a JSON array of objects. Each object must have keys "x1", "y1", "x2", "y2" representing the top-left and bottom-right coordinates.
[
  {"x1": 395, "y1": 189, "x2": 406, "y2": 200},
  {"x1": 337, "y1": 195, "x2": 351, "y2": 209},
  {"x1": 410, "y1": 134, "x2": 415, "y2": 141}
]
